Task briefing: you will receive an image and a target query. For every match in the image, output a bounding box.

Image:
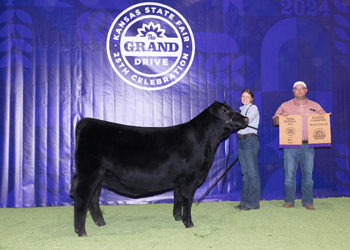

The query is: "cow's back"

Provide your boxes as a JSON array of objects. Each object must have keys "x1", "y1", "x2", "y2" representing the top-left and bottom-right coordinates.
[{"x1": 76, "y1": 117, "x2": 201, "y2": 160}]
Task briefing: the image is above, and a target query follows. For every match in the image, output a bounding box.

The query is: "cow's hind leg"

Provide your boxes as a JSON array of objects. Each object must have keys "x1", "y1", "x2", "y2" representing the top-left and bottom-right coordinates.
[
  {"x1": 88, "y1": 183, "x2": 106, "y2": 227},
  {"x1": 74, "y1": 184, "x2": 90, "y2": 237},
  {"x1": 74, "y1": 177, "x2": 102, "y2": 237},
  {"x1": 173, "y1": 186, "x2": 183, "y2": 221}
]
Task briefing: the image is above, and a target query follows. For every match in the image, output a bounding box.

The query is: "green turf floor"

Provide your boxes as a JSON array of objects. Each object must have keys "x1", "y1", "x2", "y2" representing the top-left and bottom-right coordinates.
[{"x1": 0, "y1": 197, "x2": 349, "y2": 250}]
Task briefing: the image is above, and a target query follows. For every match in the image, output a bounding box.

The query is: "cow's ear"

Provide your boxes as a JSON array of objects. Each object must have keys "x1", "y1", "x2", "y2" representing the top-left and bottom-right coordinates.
[{"x1": 223, "y1": 101, "x2": 227, "y2": 105}]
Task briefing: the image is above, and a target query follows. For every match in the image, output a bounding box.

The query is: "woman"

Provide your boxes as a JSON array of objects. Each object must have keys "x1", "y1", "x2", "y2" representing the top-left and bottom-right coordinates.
[{"x1": 234, "y1": 89, "x2": 260, "y2": 211}]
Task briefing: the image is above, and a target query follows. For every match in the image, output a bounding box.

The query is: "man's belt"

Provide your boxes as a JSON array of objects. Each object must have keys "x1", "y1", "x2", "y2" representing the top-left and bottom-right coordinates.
[{"x1": 237, "y1": 133, "x2": 256, "y2": 140}]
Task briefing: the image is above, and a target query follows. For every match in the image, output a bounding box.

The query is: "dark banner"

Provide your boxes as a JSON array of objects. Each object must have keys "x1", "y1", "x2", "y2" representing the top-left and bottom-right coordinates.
[{"x1": 1, "y1": 0, "x2": 349, "y2": 208}]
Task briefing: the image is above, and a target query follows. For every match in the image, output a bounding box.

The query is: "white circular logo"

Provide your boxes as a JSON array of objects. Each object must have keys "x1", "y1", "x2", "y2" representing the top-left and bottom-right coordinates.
[{"x1": 106, "y1": 2, "x2": 195, "y2": 90}]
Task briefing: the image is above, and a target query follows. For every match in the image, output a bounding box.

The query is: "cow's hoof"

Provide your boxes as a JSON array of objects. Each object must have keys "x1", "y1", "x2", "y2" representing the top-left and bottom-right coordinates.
[
  {"x1": 77, "y1": 232, "x2": 88, "y2": 237},
  {"x1": 174, "y1": 215, "x2": 182, "y2": 221},
  {"x1": 76, "y1": 229, "x2": 88, "y2": 237},
  {"x1": 95, "y1": 221, "x2": 106, "y2": 227},
  {"x1": 184, "y1": 222, "x2": 194, "y2": 228}
]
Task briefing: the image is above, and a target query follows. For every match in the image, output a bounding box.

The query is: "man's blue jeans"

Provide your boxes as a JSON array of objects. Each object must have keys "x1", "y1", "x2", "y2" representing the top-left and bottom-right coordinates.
[
  {"x1": 238, "y1": 135, "x2": 260, "y2": 209},
  {"x1": 283, "y1": 144, "x2": 315, "y2": 207}
]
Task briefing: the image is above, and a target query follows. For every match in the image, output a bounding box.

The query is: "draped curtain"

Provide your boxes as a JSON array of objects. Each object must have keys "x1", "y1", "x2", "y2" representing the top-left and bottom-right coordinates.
[{"x1": 1, "y1": 0, "x2": 349, "y2": 208}]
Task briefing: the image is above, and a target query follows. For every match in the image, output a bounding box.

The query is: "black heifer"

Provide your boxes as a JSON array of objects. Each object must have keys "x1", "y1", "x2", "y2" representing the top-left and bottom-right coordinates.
[{"x1": 70, "y1": 101, "x2": 248, "y2": 237}]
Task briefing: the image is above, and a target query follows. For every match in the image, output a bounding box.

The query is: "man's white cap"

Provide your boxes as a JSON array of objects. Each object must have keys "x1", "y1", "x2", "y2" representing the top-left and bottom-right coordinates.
[{"x1": 293, "y1": 81, "x2": 307, "y2": 89}]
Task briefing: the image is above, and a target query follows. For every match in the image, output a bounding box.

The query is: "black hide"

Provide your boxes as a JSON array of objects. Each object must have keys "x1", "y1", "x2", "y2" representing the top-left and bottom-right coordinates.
[{"x1": 70, "y1": 100, "x2": 248, "y2": 236}]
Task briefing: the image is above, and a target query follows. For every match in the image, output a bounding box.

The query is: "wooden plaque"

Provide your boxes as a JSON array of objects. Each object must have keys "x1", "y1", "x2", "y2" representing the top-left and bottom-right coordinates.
[
  {"x1": 279, "y1": 115, "x2": 302, "y2": 148},
  {"x1": 307, "y1": 113, "x2": 331, "y2": 147}
]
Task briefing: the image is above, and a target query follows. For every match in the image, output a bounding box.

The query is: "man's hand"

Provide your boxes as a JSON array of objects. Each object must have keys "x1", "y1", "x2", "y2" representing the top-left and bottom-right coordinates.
[
  {"x1": 273, "y1": 112, "x2": 289, "y2": 126},
  {"x1": 317, "y1": 110, "x2": 326, "y2": 115}
]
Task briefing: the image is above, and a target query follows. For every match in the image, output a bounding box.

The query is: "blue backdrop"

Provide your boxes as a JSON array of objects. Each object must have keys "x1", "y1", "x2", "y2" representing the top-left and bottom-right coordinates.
[{"x1": 1, "y1": 0, "x2": 350, "y2": 208}]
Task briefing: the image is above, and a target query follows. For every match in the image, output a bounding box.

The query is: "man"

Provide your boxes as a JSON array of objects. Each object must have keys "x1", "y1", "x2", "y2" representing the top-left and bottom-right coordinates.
[{"x1": 273, "y1": 81, "x2": 326, "y2": 210}]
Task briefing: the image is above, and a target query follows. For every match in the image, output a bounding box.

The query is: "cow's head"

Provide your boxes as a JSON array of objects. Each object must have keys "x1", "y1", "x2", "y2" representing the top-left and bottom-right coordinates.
[{"x1": 210, "y1": 101, "x2": 249, "y2": 134}]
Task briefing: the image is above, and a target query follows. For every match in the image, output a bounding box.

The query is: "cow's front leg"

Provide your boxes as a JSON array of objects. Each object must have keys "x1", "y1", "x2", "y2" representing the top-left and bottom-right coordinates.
[
  {"x1": 180, "y1": 184, "x2": 196, "y2": 228},
  {"x1": 173, "y1": 186, "x2": 183, "y2": 221},
  {"x1": 88, "y1": 184, "x2": 106, "y2": 227}
]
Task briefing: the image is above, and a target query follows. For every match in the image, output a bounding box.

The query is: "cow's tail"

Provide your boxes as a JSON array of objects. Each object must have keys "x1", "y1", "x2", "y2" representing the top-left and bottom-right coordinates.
[
  {"x1": 70, "y1": 118, "x2": 89, "y2": 199},
  {"x1": 69, "y1": 173, "x2": 78, "y2": 199},
  {"x1": 74, "y1": 118, "x2": 90, "y2": 149}
]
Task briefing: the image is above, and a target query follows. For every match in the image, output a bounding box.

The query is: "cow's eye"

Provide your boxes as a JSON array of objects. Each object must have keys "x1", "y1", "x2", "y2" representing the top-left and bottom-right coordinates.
[{"x1": 223, "y1": 108, "x2": 228, "y2": 113}]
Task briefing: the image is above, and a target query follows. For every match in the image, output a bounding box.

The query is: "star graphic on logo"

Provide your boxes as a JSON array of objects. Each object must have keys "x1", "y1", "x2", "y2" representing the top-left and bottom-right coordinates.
[{"x1": 136, "y1": 22, "x2": 166, "y2": 39}]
